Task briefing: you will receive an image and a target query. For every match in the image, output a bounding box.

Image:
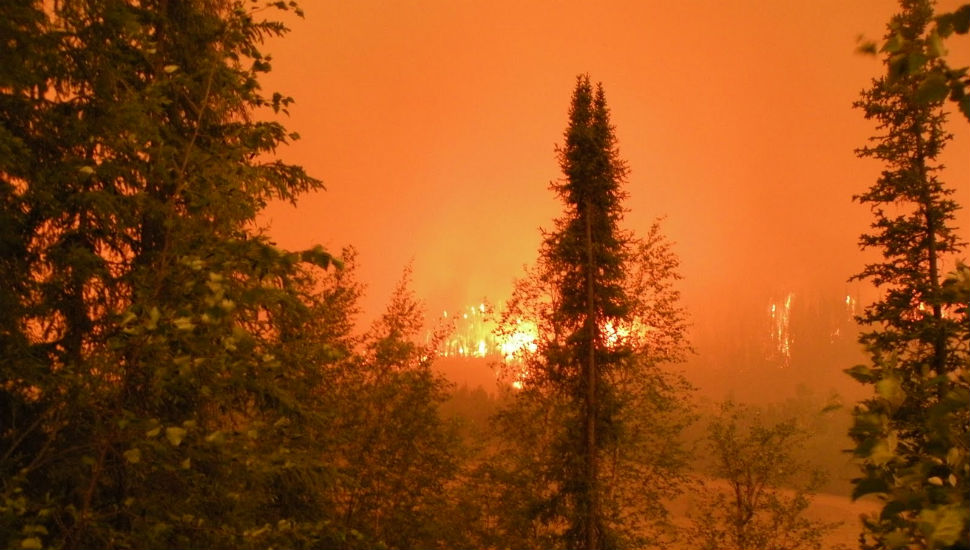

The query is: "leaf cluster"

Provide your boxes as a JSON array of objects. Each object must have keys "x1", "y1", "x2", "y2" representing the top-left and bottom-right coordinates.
[
  {"x1": 686, "y1": 401, "x2": 840, "y2": 550},
  {"x1": 849, "y1": 2, "x2": 969, "y2": 547},
  {"x1": 858, "y1": 2, "x2": 970, "y2": 119},
  {"x1": 845, "y1": 265, "x2": 969, "y2": 550}
]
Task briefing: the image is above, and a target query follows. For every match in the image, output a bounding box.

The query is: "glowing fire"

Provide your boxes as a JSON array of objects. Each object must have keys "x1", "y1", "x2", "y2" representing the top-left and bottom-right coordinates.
[
  {"x1": 435, "y1": 303, "x2": 540, "y2": 363},
  {"x1": 439, "y1": 290, "x2": 863, "y2": 379},
  {"x1": 767, "y1": 292, "x2": 794, "y2": 367},
  {"x1": 499, "y1": 319, "x2": 539, "y2": 361},
  {"x1": 845, "y1": 294, "x2": 857, "y2": 317},
  {"x1": 904, "y1": 299, "x2": 955, "y2": 321},
  {"x1": 602, "y1": 318, "x2": 655, "y2": 349},
  {"x1": 435, "y1": 303, "x2": 644, "y2": 363},
  {"x1": 433, "y1": 301, "x2": 661, "y2": 390},
  {"x1": 437, "y1": 303, "x2": 504, "y2": 359},
  {"x1": 602, "y1": 320, "x2": 626, "y2": 348}
]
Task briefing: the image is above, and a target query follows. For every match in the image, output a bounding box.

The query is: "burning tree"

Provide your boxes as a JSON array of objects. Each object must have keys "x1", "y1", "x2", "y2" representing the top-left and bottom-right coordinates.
[{"x1": 493, "y1": 75, "x2": 691, "y2": 549}]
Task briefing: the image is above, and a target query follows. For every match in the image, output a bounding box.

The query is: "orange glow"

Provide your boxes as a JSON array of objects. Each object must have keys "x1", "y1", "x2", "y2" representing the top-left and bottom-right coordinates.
[
  {"x1": 257, "y1": 2, "x2": 969, "y2": 399},
  {"x1": 767, "y1": 293, "x2": 795, "y2": 367},
  {"x1": 602, "y1": 318, "x2": 656, "y2": 350},
  {"x1": 434, "y1": 302, "x2": 668, "y2": 389},
  {"x1": 499, "y1": 319, "x2": 539, "y2": 362},
  {"x1": 845, "y1": 294, "x2": 857, "y2": 317},
  {"x1": 904, "y1": 299, "x2": 956, "y2": 322},
  {"x1": 436, "y1": 305, "x2": 648, "y2": 360},
  {"x1": 436, "y1": 302, "x2": 497, "y2": 358},
  {"x1": 602, "y1": 320, "x2": 627, "y2": 349},
  {"x1": 434, "y1": 304, "x2": 539, "y2": 362}
]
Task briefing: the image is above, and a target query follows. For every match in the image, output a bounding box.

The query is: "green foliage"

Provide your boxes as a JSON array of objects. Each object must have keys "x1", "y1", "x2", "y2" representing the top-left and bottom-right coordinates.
[
  {"x1": 0, "y1": 2, "x2": 471, "y2": 545},
  {"x1": 686, "y1": 401, "x2": 840, "y2": 550},
  {"x1": 324, "y1": 268, "x2": 464, "y2": 549},
  {"x1": 850, "y1": 1, "x2": 970, "y2": 548},
  {"x1": 846, "y1": 264, "x2": 970, "y2": 550},
  {"x1": 0, "y1": 1, "x2": 354, "y2": 547},
  {"x1": 492, "y1": 76, "x2": 693, "y2": 549},
  {"x1": 858, "y1": 2, "x2": 970, "y2": 120}
]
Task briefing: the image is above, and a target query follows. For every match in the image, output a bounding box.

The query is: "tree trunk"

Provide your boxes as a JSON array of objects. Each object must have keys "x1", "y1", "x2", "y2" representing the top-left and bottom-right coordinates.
[
  {"x1": 913, "y1": 116, "x2": 946, "y2": 379},
  {"x1": 584, "y1": 198, "x2": 599, "y2": 550}
]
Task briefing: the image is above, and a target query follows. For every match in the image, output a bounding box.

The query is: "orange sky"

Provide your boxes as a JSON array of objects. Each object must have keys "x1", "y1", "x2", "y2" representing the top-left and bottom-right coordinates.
[{"x1": 259, "y1": 0, "x2": 969, "y2": 343}]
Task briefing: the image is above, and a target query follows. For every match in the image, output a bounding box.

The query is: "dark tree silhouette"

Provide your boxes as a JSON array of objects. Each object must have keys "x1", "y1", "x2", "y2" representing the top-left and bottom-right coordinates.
[
  {"x1": 848, "y1": 1, "x2": 969, "y2": 548},
  {"x1": 494, "y1": 75, "x2": 692, "y2": 549}
]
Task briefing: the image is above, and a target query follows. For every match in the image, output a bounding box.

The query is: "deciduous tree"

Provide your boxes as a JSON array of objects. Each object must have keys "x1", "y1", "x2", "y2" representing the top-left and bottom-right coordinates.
[
  {"x1": 326, "y1": 268, "x2": 463, "y2": 549},
  {"x1": 0, "y1": 1, "x2": 344, "y2": 547},
  {"x1": 686, "y1": 401, "x2": 838, "y2": 550},
  {"x1": 858, "y1": 3, "x2": 970, "y2": 120}
]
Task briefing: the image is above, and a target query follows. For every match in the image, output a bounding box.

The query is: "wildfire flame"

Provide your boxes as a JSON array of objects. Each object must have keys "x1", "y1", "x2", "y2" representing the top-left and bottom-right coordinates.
[
  {"x1": 499, "y1": 319, "x2": 539, "y2": 361},
  {"x1": 436, "y1": 303, "x2": 505, "y2": 359},
  {"x1": 438, "y1": 290, "x2": 861, "y2": 378},
  {"x1": 845, "y1": 294, "x2": 856, "y2": 317},
  {"x1": 767, "y1": 292, "x2": 794, "y2": 367},
  {"x1": 432, "y1": 304, "x2": 537, "y2": 388},
  {"x1": 435, "y1": 304, "x2": 644, "y2": 362}
]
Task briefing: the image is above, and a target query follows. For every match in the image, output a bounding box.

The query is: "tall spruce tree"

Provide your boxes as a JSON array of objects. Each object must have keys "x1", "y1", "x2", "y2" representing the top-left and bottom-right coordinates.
[
  {"x1": 551, "y1": 74, "x2": 629, "y2": 550},
  {"x1": 848, "y1": 1, "x2": 969, "y2": 548},
  {"x1": 494, "y1": 75, "x2": 691, "y2": 549}
]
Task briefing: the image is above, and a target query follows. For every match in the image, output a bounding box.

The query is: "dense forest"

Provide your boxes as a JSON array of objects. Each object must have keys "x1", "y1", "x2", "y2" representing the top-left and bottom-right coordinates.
[{"x1": 1, "y1": 1, "x2": 967, "y2": 549}]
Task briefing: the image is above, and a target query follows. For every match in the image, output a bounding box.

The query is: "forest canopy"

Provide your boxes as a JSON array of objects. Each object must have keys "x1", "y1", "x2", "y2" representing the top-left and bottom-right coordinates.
[{"x1": 1, "y1": 1, "x2": 967, "y2": 549}]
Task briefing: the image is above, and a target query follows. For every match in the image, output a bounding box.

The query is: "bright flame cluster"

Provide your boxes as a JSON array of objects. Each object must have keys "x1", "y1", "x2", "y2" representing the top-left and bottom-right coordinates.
[
  {"x1": 767, "y1": 292, "x2": 794, "y2": 366},
  {"x1": 845, "y1": 294, "x2": 857, "y2": 317},
  {"x1": 435, "y1": 303, "x2": 542, "y2": 363},
  {"x1": 437, "y1": 303, "x2": 502, "y2": 359},
  {"x1": 499, "y1": 319, "x2": 539, "y2": 361},
  {"x1": 602, "y1": 318, "x2": 654, "y2": 349},
  {"x1": 431, "y1": 304, "x2": 540, "y2": 388},
  {"x1": 436, "y1": 300, "x2": 656, "y2": 360},
  {"x1": 435, "y1": 303, "x2": 646, "y2": 363}
]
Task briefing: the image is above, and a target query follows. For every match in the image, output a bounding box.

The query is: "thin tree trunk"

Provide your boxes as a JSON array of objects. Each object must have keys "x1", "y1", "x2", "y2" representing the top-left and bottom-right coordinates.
[
  {"x1": 913, "y1": 116, "x2": 946, "y2": 377},
  {"x1": 584, "y1": 198, "x2": 599, "y2": 550}
]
